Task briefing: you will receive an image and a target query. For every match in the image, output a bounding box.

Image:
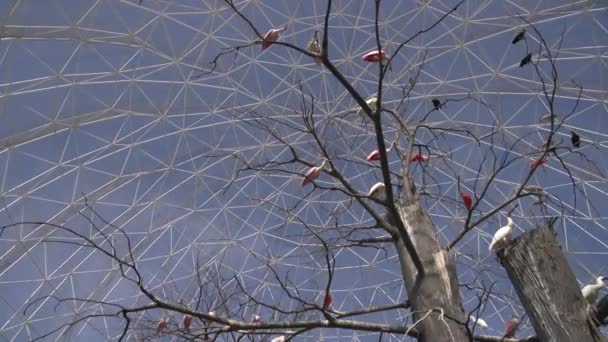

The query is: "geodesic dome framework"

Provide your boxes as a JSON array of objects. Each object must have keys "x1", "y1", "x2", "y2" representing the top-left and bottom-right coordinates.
[{"x1": 1, "y1": 0, "x2": 608, "y2": 340}]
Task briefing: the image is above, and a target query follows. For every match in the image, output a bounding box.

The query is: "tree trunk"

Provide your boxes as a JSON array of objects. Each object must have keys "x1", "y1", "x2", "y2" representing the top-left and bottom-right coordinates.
[
  {"x1": 394, "y1": 203, "x2": 469, "y2": 342},
  {"x1": 498, "y1": 225, "x2": 606, "y2": 342},
  {"x1": 593, "y1": 295, "x2": 608, "y2": 326}
]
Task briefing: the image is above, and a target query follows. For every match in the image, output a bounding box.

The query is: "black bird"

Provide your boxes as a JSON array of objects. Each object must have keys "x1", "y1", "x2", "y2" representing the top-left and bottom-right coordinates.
[
  {"x1": 432, "y1": 98, "x2": 441, "y2": 110},
  {"x1": 519, "y1": 53, "x2": 532, "y2": 67},
  {"x1": 512, "y1": 30, "x2": 526, "y2": 44},
  {"x1": 571, "y1": 131, "x2": 581, "y2": 149}
]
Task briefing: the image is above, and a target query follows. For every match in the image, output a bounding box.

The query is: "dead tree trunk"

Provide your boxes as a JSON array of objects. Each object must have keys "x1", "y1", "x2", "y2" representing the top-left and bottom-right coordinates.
[
  {"x1": 593, "y1": 295, "x2": 608, "y2": 326},
  {"x1": 498, "y1": 225, "x2": 606, "y2": 342},
  {"x1": 393, "y1": 203, "x2": 469, "y2": 342}
]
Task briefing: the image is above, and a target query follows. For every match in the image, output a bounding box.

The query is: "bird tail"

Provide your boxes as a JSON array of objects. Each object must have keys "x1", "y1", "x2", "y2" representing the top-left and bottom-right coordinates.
[{"x1": 488, "y1": 239, "x2": 496, "y2": 252}]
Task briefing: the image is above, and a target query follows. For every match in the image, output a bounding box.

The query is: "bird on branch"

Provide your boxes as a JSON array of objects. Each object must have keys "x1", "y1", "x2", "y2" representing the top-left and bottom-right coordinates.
[
  {"x1": 461, "y1": 191, "x2": 473, "y2": 211},
  {"x1": 156, "y1": 316, "x2": 168, "y2": 334},
  {"x1": 503, "y1": 315, "x2": 521, "y2": 338},
  {"x1": 582, "y1": 276, "x2": 607, "y2": 304},
  {"x1": 489, "y1": 217, "x2": 514, "y2": 251},
  {"x1": 368, "y1": 182, "x2": 386, "y2": 199},
  {"x1": 361, "y1": 49, "x2": 389, "y2": 62},
  {"x1": 323, "y1": 291, "x2": 333, "y2": 310},
  {"x1": 357, "y1": 94, "x2": 378, "y2": 116},
  {"x1": 182, "y1": 314, "x2": 193, "y2": 331},
  {"x1": 571, "y1": 131, "x2": 581, "y2": 149},
  {"x1": 251, "y1": 314, "x2": 262, "y2": 323},
  {"x1": 261, "y1": 27, "x2": 287, "y2": 50},
  {"x1": 519, "y1": 53, "x2": 533, "y2": 67},
  {"x1": 367, "y1": 141, "x2": 396, "y2": 162},
  {"x1": 307, "y1": 31, "x2": 322, "y2": 65},
  {"x1": 469, "y1": 316, "x2": 488, "y2": 328},
  {"x1": 411, "y1": 153, "x2": 429, "y2": 162},
  {"x1": 301, "y1": 160, "x2": 327, "y2": 187},
  {"x1": 432, "y1": 98, "x2": 441, "y2": 110},
  {"x1": 512, "y1": 29, "x2": 526, "y2": 44}
]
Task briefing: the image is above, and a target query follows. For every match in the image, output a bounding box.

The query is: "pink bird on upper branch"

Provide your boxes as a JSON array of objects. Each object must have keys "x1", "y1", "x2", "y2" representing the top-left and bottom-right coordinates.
[
  {"x1": 361, "y1": 49, "x2": 389, "y2": 62},
  {"x1": 410, "y1": 153, "x2": 429, "y2": 162},
  {"x1": 460, "y1": 191, "x2": 473, "y2": 211},
  {"x1": 307, "y1": 31, "x2": 322, "y2": 65},
  {"x1": 503, "y1": 316, "x2": 520, "y2": 338},
  {"x1": 261, "y1": 27, "x2": 287, "y2": 50},
  {"x1": 323, "y1": 291, "x2": 333, "y2": 310},
  {"x1": 182, "y1": 314, "x2": 193, "y2": 331},
  {"x1": 156, "y1": 316, "x2": 168, "y2": 334}
]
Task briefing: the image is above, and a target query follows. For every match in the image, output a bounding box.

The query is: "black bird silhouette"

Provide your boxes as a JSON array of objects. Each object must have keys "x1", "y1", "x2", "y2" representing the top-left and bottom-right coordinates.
[
  {"x1": 571, "y1": 131, "x2": 580, "y2": 149},
  {"x1": 519, "y1": 53, "x2": 532, "y2": 67},
  {"x1": 512, "y1": 30, "x2": 526, "y2": 44},
  {"x1": 432, "y1": 98, "x2": 441, "y2": 110}
]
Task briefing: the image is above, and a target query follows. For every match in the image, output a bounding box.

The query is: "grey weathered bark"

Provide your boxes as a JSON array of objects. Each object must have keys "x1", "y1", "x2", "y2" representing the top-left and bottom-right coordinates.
[
  {"x1": 392, "y1": 203, "x2": 469, "y2": 342},
  {"x1": 498, "y1": 225, "x2": 606, "y2": 342},
  {"x1": 593, "y1": 294, "x2": 608, "y2": 326}
]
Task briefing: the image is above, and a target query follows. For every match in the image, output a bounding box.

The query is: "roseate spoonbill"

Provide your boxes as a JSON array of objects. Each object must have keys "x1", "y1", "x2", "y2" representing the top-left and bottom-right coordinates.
[
  {"x1": 323, "y1": 291, "x2": 333, "y2": 310},
  {"x1": 366, "y1": 141, "x2": 396, "y2": 162},
  {"x1": 261, "y1": 27, "x2": 287, "y2": 50},
  {"x1": 361, "y1": 49, "x2": 389, "y2": 62},
  {"x1": 156, "y1": 316, "x2": 168, "y2": 334},
  {"x1": 582, "y1": 276, "x2": 607, "y2": 304},
  {"x1": 461, "y1": 191, "x2": 473, "y2": 211},
  {"x1": 410, "y1": 153, "x2": 429, "y2": 162},
  {"x1": 571, "y1": 131, "x2": 580, "y2": 149},
  {"x1": 182, "y1": 314, "x2": 193, "y2": 331},
  {"x1": 519, "y1": 53, "x2": 532, "y2": 67},
  {"x1": 301, "y1": 160, "x2": 328, "y2": 187},
  {"x1": 503, "y1": 316, "x2": 520, "y2": 338},
  {"x1": 512, "y1": 29, "x2": 526, "y2": 44},
  {"x1": 307, "y1": 31, "x2": 322, "y2": 65},
  {"x1": 530, "y1": 158, "x2": 548, "y2": 168},
  {"x1": 489, "y1": 217, "x2": 514, "y2": 251}
]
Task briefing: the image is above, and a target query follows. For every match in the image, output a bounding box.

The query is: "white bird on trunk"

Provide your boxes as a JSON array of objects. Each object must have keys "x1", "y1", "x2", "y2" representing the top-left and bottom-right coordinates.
[
  {"x1": 368, "y1": 182, "x2": 386, "y2": 199},
  {"x1": 357, "y1": 95, "x2": 378, "y2": 116},
  {"x1": 469, "y1": 316, "x2": 488, "y2": 329},
  {"x1": 261, "y1": 27, "x2": 287, "y2": 50},
  {"x1": 489, "y1": 217, "x2": 514, "y2": 251},
  {"x1": 581, "y1": 276, "x2": 607, "y2": 304}
]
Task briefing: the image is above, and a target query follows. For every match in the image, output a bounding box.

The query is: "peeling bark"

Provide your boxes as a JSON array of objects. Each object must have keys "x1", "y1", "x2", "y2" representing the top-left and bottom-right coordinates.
[
  {"x1": 394, "y1": 203, "x2": 469, "y2": 342},
  {"x1": 498, "y1": 225, "x2": 606, "y2": 342}
]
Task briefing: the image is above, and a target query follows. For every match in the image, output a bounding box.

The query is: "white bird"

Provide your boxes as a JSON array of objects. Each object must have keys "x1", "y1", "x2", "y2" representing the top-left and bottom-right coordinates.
[
  {"x1": 271, "y1": 336, "x2": 286, "y2": 342},
  {"x1": 368, "y1": 182, "x2": 386, "y2": 198},
  {"x1": 581, "y1": 276, "x2": 607, "y2": 304},
  {"x1": 357, "y1": 95, "x2": 378, "y2": 116},
  {"x1": 489, "y1": 217, "x2": 514, "y2": 251},
  {"x1": 469, "y1": 316, "x2": 488, "y2": 329},
  {"x1": 251, "y1": 314, "x2": 261, "y2": 323}
]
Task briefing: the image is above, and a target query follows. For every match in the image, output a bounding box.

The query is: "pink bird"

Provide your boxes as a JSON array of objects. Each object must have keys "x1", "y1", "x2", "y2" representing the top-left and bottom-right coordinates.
[
  {"x1": 361, "y1": 49, "x2": 390, "y2": 62},
  {"x1": 411, "y1": 153, "x2": 429, "y2": 162},
  {"x1": 461, "y1": 191, "x2": 473, "y2": 211},
  {"x1": 182, "y1": 314, "x2": 193, "y2": 331},
  {"x1": 503, "y1": 316, "x2": 520, "y2": 338},
  {"x1": 307, "y1": 31, "x2": 322, "y2": 65},
  {"x1": 366, "y1": 142, "x2": 396, "y2": 162},
  {"x1": 301, "y1": 160, "x2": 328, "y2": 187},
  {"x1": 323, "y1": 291, "x2": 333, "y2": 310},
  {"x1": 156, "y1": 316, "x2": 168, "y2": 334},
  {"x1": 261, "y1": 27, "x2": 287, "y2": 50},
  {"x1": 530, "y1": 158, "x2": 548, "y2": 168}
]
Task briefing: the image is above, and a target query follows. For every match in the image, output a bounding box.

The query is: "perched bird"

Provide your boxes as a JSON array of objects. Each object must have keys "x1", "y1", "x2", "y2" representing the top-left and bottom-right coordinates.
[
  {"x1": 182, "y1": 314, "x2": 193, "y2": 331},
  {"x1": 271, "y1": 336, "x2": 286, "y2": 342},
  {"x1": 251, "y1": 314, "x2": 262, "y2": 323},
  {"x1": 503, "y1": 316, "x2": 521, "y2": 338},
  {"x1": 206, "y1": 310, "x2": 216, "y2": 324},
  {"x1": 512, "y1": 29, "x2": 526, "y2": 44},
  {"x1": 432, "y1": 98, "x2": 441, "y2": 110},
  {"x1": 410, "y1": 153, "x2": 429, "y2": 162},
  {"x1": 366, "y1": 141, "x2": 396, "y2": 162},
  {"x1": 530, "y1": 158, "x2": 548, "y2": 168},
  {"x1": 361, "y1": 49, "x2": 390, "y2": 62},
  {"x1": 357, "y1": 95, "x2": 378, "y2": 116},
  {"x1": 539, "y1": 114, "x2": 555, "y2": 124},
  {"x1": 571, "y1": 131, "x2": 581, "y2": 149},
  {"x1": 323, "y1": 291, "x2": 333, "y2": 310},
  {"x1": 301, "y1": 160, "x2": 328, "y2": 187},
  {"x1": 368, "y1": 182, "x2": 386, "y2": 198},
  {"x1": 461, "y1": 191, "x2": 473, "y2": 211},
  {"x1": 261, "y1": 27, "x2": 287, "y2": 50},
  {"x1": 156, "y1": 316, "x2": 168, "y2": 334},
  {"x1": 408, "y1": 77, "x2": 416, "y2": 88},
  {"x1": 307, "y1": 31, "x2": 322, "y2": 65},
  {"x1": 489, "y1": 217, "x2": 514, "y2": 251},
  {"x1": 581, "y1": 276, "x2": 607, "y2": 304},
  {"x1": 524, "y1": 185, "x2": 543, "y2": 193},
  {"x1": 469, "y1": 316, "x2": 488, "y2": 329},
  {"x1": 519, "y1": 53, "x2": 532, "y2": 67}
]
